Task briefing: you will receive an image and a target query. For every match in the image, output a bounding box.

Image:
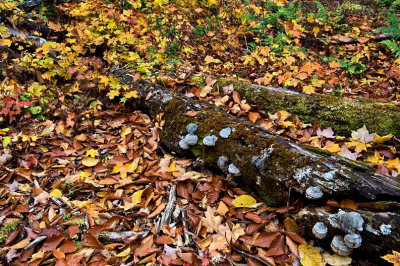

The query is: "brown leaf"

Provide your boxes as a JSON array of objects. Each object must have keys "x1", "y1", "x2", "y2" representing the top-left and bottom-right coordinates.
[
  {"x1": 264, "y1": 234, "x2": 285, "y2": 256},
  {"x1": 184, "y1": 111, "x2": 200, "y2": 117},
  {"x1": 10, "y1": 238, "x2": 31, "y2": 249},
  {"x1": 248, "y1": 112, "x2": 261, "y2": 123},
  {"x1": 283, "y1": 232, "x2": 306, "y2": 244},
  {"x1": 53, "y1": 249, "x2": 65, "y2": 260},
  {"x1": 232, "y1": 91, "x2": 241, "y2": 104},
  {"x1": 340, "y1": 199, "x2": 358, "y2": 211},
  {"x1": 240, "y1": 232, "x2": 279, "y2": 248},
  {"x1": 41, "y1": 235, "x2": 65, "y2": 251},
  {"x1": 245, "y1": 212, "x2": 262, "y2": 223},
  {"x1": 58, "y1": 240, "x2": 78, "y2": 253},
  {"x1": 286, "y1": 236, "x2": 299, "y2": 258},
  {"x1": 82, "y1": 234, "x2": 103, "y2": 249}
]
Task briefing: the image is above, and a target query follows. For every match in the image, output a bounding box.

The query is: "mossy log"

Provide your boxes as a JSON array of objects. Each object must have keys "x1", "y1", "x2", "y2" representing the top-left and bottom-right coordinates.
[
  {"x1": 191, "y1": 76, "x2": 400, "y2": 137},
  {"x1": 293, "y1": 206, "x2": 400, "y2": 264},
  {"x1": 113, "y1": 72, "x2": 400, "y2": 207}
]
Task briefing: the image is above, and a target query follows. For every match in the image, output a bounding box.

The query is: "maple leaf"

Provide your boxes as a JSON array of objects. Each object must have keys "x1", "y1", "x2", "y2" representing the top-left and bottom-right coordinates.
[
  {"x1": 351, "y1": 125, "x2": 375, "y2": 144},
  {"x1": 323, "y1": 141, "x2": 341, "y2": 153},
  {"x1": 386, "y1": 158, "x2": 400, "y2": 173},
  {"x1": 201, "y1": 207, "x2": 222, "y2": 233},
  {"x1": 382, "y1": 250, "x2": 400, "y2": 265}
]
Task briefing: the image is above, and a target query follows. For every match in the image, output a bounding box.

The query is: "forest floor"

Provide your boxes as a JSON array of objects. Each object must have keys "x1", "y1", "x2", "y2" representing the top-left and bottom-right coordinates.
[{"x1": 0, "y1": 0, "x2": 400, "y2": 265}]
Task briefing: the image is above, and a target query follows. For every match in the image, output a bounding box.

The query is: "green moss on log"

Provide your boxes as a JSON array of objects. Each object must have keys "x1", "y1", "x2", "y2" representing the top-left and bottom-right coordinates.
[{"x1": 191, "y1": 76, "x2": 400, "y2": 137}]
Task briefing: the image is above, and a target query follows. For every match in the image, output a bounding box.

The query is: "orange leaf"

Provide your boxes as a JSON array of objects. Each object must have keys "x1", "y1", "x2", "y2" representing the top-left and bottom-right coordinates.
[
  {"x1": 340, "y1": 199, "x2": 358, "y2": 211},
  {"x1": 10, "y1": 238, "x2": 31, "y2": 249},
  {"x1": 232, "y1": 91, "x2": 241, "y2": 104},
  {"x1": 248, "y1": 112, "x2": 260, "y2": 123},
  {"x1": 184, "y1": 111, "x2": 200, "y2": 117}
]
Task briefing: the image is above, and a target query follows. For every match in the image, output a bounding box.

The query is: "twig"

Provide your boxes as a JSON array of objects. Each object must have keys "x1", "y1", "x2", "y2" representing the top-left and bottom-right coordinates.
[
  {"x1": 157, "y1": 185, "x2": 176, "y2": 234},
  {"x1": 24, "y1": 236, "x2": 47, "y2": 250},
  {"x1": 98, "y1": 231, "x2": 149, "y2": 241},
  {"x1": 231, "y1": 246, "x2": 271, "y2": 266}
]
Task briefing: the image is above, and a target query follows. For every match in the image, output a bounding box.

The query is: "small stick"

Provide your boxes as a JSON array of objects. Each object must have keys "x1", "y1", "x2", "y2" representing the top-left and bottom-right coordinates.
[
  {"x1": 157, "y1": 185, "x2": 177, "y2": 234},
  {"x1": 98, "y1": 231, "x2": 148, "y2": 241},
  {"x1": 24, "y1": 236, "x2": 47, "y2": 250},
  {"x1": 231, "y1": 246, "x2": 271, "y2": 266}
]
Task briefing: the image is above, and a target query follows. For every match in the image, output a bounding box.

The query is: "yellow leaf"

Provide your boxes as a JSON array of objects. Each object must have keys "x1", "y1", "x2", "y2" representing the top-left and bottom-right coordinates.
[
  {"x1": 131, "y1": 189, "x2": 144, "y2": 205},
  {"x1": 50, "y1": 189, "x2": 62, "y2": 198},
  {"x1": 303, "y1": 85, "x2": 315, "y2": 94},
  {"x1": 10, "y1": 238, "x2": 31, "y2": 249},
  {"x1": 386, "y1": 158, "x2": 400, "y2": 172},
  {"x1": 367, "y1": 151, "x2": 384, "y2": 164},
  {"x1": 232, "y1": 195, "x2": 257, "y2": 208},
  {"x1": 374, "y1": 134, "x2": 393, "y2": 143},
  {"x1": 82, "y1": 157, "x2": 100, "y2": 167},
  {"x1": 166, "y1": 161, "x2": 179, "y2": 172},
  {"x1": 324, "y1": 141, "x2": 341, "y2": 153},
  {"x1": 2, "y1": 136, "x2": 11, "y2": 147},
  {"x1": 86, "y1": 149, "x2": 98, "y2": 157},
  {"x1": 79, "y1": 171, "x2": 91, "y2": 178},
  {"x1": 116, "y1": 247, "x2": 131, "y2": 257},
  {"x1": 313, "y1": 27, "x2": 320, "y2": 37},
  {"x1": 125, "y1": 90, "x2": 138, "y2": 98},
  {"x1": 382, "y1": 250, "x2": 400, "y2": 266},
  {"x1": 279, "y1": 121, "x2": 296, "y2": 128},
  {"x1": 31, "y1": 250, "x2": 46, "y2": 260},
  {"x1": 205, "y1": 55, "x2": 221, "y2": 64},
  {"x1": 323, "y1": 253, "x2": 352, "y2": 265},
  {"x1": 107, "y1": 89, "x2": 120, "y2": 100},
  {"x1": 121, "y1": 127, "x2": 132, "y2": 137},
  {"x1": 299, "y1": 244, "x2": 324, "y2": 266},
  {"x1": 307, "y1": 14, "x2": 314, "y2": 23}
]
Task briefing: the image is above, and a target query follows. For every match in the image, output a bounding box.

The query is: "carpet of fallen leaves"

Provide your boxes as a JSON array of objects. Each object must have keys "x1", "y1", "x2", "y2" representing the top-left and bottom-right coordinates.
[
  {"x1": 1, "y1": 0, "x2": 400, "y2": 265},
  {"x1": 0, "y1": 99, "x2": 318, "y2": 265}
]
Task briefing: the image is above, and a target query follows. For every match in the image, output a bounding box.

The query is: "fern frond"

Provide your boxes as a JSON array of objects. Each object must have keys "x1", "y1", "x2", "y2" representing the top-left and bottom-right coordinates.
[{"x1": 381, "y1": 40, "x2": 400, "y2": 58}]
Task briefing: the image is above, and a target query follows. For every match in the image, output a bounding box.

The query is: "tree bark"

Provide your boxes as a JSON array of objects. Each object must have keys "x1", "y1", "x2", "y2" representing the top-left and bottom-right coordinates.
[
  {"x1": 113, "y1": 70, "x2": 400, "y2": 207},
  {"x1": 191, "y1": 76, "x2": 400, "y2": 137}
]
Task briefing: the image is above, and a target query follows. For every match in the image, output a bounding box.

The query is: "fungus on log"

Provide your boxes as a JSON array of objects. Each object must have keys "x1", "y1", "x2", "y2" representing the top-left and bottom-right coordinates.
[
  {"x1": 293, "y1": 206, "x2": 400, "y2": 264},
  {"x1": 114, "y1": 71, "x2": 400, "y2": 207},
  {"x1": 191, "y1": 76, "x2": 400, "y2": 137}
]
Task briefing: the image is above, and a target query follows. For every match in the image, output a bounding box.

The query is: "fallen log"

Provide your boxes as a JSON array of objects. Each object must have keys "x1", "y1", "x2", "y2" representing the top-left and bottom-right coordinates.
[
  {"x1": 113, "y1": 71, "x2": 400, "y2": 207},
  {"x1": 113, "y1": 70, "x2": 400, "y2": 260},
  {"x1": 190, "y1": 76, "x2": 400, "y2": 137}
]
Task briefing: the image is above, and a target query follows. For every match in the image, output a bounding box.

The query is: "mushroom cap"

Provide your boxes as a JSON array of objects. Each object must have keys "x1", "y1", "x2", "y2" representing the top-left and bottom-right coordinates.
[
  {"x1": 184, "y1": 134, "x2": 198, "y2": 145},
  {"x1": 219, "y1": 127, "x2": 232, "y2": 139},
  {"x1": 331, "y1": 235, "x2": 353, "y2": 256},
  {"x1": 312, "y1": 222, "x2": 328, "y2": 239},
  {"x1": 344, "y1": 233, "x2": 362, "y2": 249},
  {"x1": 186, "y1": 123, "x2": 198, "y2": 134},
  {"x1": 203, "y1": 135, "x2": 218, "y2": 146},
  {"x1": 305, "y1": 186, "x2": 324, "y2": 199},
  {"x1": 217, "y1": 156, "x2": 229, "y2": 172},
  {"x1": 179, "y1": 139, "x2": 189, "y2": 150},
  {"x1": 228, "y1": 163, "x2": 240, "y2": 175}
]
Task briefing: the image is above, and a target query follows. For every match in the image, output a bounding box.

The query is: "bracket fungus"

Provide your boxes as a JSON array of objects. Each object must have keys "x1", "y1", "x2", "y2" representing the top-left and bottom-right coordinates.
[
  {"x1": 217, "y1": 156, "x2": 229, "y2": 172},
  {"x1": 328, "y1": 210, "x2": 364, "y2": 234},
  {"x1": 331, "y1": 235, "x2": 353, "y2": 256},
  {"x1": 184, "y1": 134, "x2": 198, "y2": 145},
  {"x1": 228, "y1": 163, "x2": 240, "y2": 175},
  {"x1": 179, "y1": 139, "x2": 189, "y2": 150},
  {"x1": 344, "y1": 233, "x2": 362, "y2": 249},
  {"x1": 219, "y1": 127, "x2": 232, "y2": 139},
  {"x1": 186, "y1": 123, "x2": 198, "y2": 134},
  {"x1": 312, "y1": 222, "x2": 328, "y2": 239},
  {"x1": 305, "y1": 186, "x2": 324, "y2": 200},
  {"x1": 203, "y1": 135, "x2": 218, "y2": 146}
]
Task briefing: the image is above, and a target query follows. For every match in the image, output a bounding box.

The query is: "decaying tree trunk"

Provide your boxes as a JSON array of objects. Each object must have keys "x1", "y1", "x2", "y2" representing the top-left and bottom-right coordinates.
[
  {"x1": 115, "y1": 70, "x2": 400, "y2": 260},
  {"x1": 114, "y1": 72, "x2": 400, "y2": 204},
  {"x1": 191, "y1": 76, "x2": 400, "y2": 137}
]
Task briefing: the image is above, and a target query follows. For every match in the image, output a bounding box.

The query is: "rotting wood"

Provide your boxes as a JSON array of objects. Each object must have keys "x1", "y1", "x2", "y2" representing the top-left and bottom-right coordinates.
[
  {"x1": 112, "y1": 70, "x2": 400, "y2": 207},
  {"x1": 157, "y1": 185, "x2": 177, "y2": 234},
  {"x1": 190, "y1": 75, "x2": 400, "y2": 137},
  {"x1": 293, "y1": 206, "x2": 400, "y2": 264}
]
